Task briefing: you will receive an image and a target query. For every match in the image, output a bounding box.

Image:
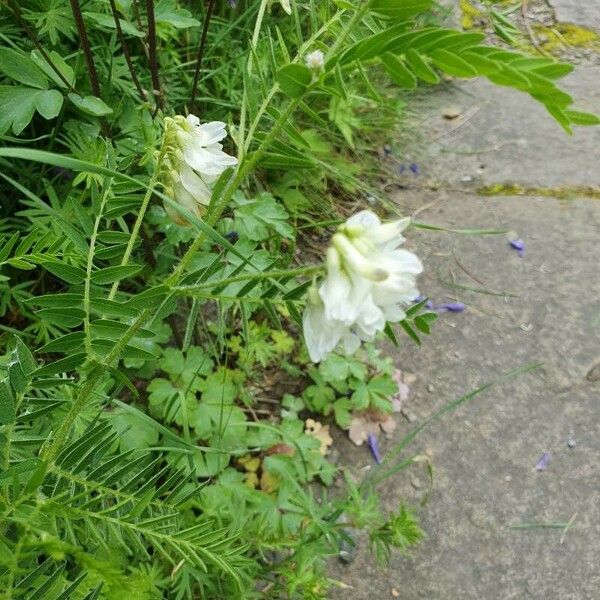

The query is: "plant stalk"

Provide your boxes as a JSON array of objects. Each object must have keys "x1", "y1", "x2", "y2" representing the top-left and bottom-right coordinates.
[
  {"x1": 145, "y1": 0, "x2": 163, "y2": 113},
  {"x1": 108, "y1": 146, "x2": 166, "y2": 300},
  {"x1": 69, "y1": 0, "x2": 102, "y2": 98},
  {"x1": 108, "y1": 0, "x2": 147, "y2": 103},
  {"x1": 189, "y1": 0, "x2": 217, "y2": 111}
]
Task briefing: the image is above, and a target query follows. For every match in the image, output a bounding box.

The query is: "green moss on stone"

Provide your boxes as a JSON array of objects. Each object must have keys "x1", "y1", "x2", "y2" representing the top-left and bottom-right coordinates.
[
  {"x1": 533, "y1": 23, "x2": 600, "y2": 53},
  {"x1": 459, "y1": 0, "x2": 483, "y2": 30},
  {"x1": 478, "y1": 183, "x2": 600, "y2": 199}
]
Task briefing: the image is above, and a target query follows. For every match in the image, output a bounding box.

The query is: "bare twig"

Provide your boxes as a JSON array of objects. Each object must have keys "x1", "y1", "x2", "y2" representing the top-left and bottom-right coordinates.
[
  {"x1": 145, "y1": 0, "x2": 163, "y2": 113},
  {"x1": 521, "y1": 0, "x2": 548, "y2": 55},
  {"x1": 108, "y1": 0, "x2": 147, "y2": 103},
  {"x1": 189, "y1": 0, "x2": 217, "y2": 111}
]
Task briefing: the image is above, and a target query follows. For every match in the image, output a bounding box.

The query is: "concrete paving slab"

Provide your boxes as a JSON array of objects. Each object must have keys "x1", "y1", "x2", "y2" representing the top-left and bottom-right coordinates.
[
  {"x1": 412, "y1": 67, "x2": 600, "y2": 188},
  {"x1": 329, "y1": 192, "x2": 600, "y2": 599},
  {"x1": 550, "y1": 0, "x2": 600, "y2": 32}
]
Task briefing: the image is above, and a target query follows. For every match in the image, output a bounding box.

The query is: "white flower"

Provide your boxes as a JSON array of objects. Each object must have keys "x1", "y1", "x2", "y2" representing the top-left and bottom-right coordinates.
[
  {"x1": 160, "y1": 114, "x2": 237, "y2": 225},
  {"x1": 279, "y1": 0, "x2": 292, "y2": 14},
  {"x1": 305, "y1": 50, "x2": 325, "y2": 70},
  {"x1": 162, "y1": 163, "x2": 211, "y2": 225},
  {"x1": 303, "y1": 285, "x2": 345, "y2": 363},
  {"x1": 302, "y1": 210, "x2": 423, "y2": 362},
  {"x1": 172, "y1": 115, "x2": 237, "y2": 179}
]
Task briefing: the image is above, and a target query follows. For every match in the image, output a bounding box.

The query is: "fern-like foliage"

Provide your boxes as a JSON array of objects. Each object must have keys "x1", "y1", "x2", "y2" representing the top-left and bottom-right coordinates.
[{"x1": 0, "y1": 338, "x2": 251, "y2": 598}]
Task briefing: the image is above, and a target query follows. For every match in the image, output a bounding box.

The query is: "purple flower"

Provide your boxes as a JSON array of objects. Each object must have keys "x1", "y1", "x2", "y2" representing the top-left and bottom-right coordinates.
[
  {"x1": 535, "y1": 451, "x2": 550, "y2": 471},
  {"x1": 413, "y1": 294, "x2": 426, "y2": 303},
  {"x1": 434, "y1": 302, "x2": 465, "y2": 313},
  {"x1": 509, "y1": 239, "x2": 525, "y2": 258},
  {"x1": 409, "y1": 163, "x2": 419, "y2": 175},
  {"x1": 367, "y1": 433, "x2": 382, "y2": 464}
]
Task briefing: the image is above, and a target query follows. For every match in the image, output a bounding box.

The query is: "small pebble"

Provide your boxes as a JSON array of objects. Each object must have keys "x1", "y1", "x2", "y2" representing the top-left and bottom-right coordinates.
[
  {"x1": 441, "y1": 105, "x2": 462, "y2": 120},
  {"x1": 460, "y1": 174, "x2": 473, "y2": 183},
  {"x1": 567, "y1": 438, "x2": 576, "y2": 448},
  {"x1": 391, "y1": 588, "x2": 400, "y2": 598},
  {"x1": 338, "y1": 534, "x2": 356, "y2": 564},
  {"x1": 411, "y1": 475, "x2": 422, "y2": 490},
  {"x1": 424, "y1": 447, "x2": 434, "y2": 458},
  {"x1": 504, "y1": 474, "x2": 512, "y2": 482},
  {"x1": 404, "y1": 373, "x2": 417, "y2": 384},
  {"x1": 427, "y1": 383, "x2": 435, "y2": 392}
]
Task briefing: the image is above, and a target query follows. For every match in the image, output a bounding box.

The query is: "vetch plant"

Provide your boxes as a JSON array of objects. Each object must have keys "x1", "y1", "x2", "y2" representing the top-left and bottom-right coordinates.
[{"x1": 0, "y1": 0, "x2": 596, "y2": 597}]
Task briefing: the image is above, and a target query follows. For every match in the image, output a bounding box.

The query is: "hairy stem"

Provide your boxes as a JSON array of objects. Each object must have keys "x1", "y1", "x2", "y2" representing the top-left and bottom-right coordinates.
[{"x1": 189, "y1": 0, "x2": 217, "y2": 111}]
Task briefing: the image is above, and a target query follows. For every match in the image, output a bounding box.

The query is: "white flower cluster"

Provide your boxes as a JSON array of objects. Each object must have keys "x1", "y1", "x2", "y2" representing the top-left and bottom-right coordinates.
[
  {"x1": 161, "y1": 115, "x2": 237, "y2": 225},
  {"x1": 303, "y1": 210, "x2": 423, "y2": 362},
  {"x1": 305, "y1": 50, "x2": 325, "y2": 71}
]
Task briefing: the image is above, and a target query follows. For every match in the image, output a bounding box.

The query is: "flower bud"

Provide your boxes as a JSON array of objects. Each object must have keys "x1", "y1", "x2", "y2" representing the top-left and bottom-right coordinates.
[{"x1": 305, "y1": 50, "x2": 325, "y2": 71}]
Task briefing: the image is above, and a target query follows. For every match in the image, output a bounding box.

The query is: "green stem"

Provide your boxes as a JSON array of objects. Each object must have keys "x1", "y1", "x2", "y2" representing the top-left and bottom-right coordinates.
[
  {"x1": 2, "y1": 393, "x2": 23, "y2": 471},
  {"x1": 108, "y1": 147, "x2": 165, "y2": 300},
  {"x1": 84, "y1": 185, "x2": 112, "y2": 355}
]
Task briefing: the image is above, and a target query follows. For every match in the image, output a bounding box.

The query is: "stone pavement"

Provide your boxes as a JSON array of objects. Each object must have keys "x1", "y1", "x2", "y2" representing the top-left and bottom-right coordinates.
[
  {"x1": 551, "y1": 0, "x2": 600, "y2": 32},
  {"x1": 329, "y1": 49, "x2": 600, "y2": 600}
]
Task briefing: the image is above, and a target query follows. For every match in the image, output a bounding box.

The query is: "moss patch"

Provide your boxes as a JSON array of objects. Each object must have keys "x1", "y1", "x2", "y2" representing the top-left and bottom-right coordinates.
[
  {"x1": 534, "y1": 23, "x2": 600, "y2": 53},
  {"x1": 478, "y1": 183, "x2": 600, "y2": 200},
  {"x1": 459, "y1": 0, "x2": 484, "y2": 30}
]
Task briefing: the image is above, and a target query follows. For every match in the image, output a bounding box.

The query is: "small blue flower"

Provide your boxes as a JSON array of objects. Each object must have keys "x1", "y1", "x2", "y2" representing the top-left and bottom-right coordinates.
[
  {"x1": 509, "y1": 239, "x2": 525, "y2": 258},
  {"x1": 535, "y1": 451, "x2": 550, "y2": 471},
  {"x1": 367, "y1": 433, "x2": 382, "y2": 464},
  {"x1": 409, "y1": 163, "x2": 419, "y2": 175},
  {"x1": 434, "y1": 302, "x2": 465, "y2": 312}
]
